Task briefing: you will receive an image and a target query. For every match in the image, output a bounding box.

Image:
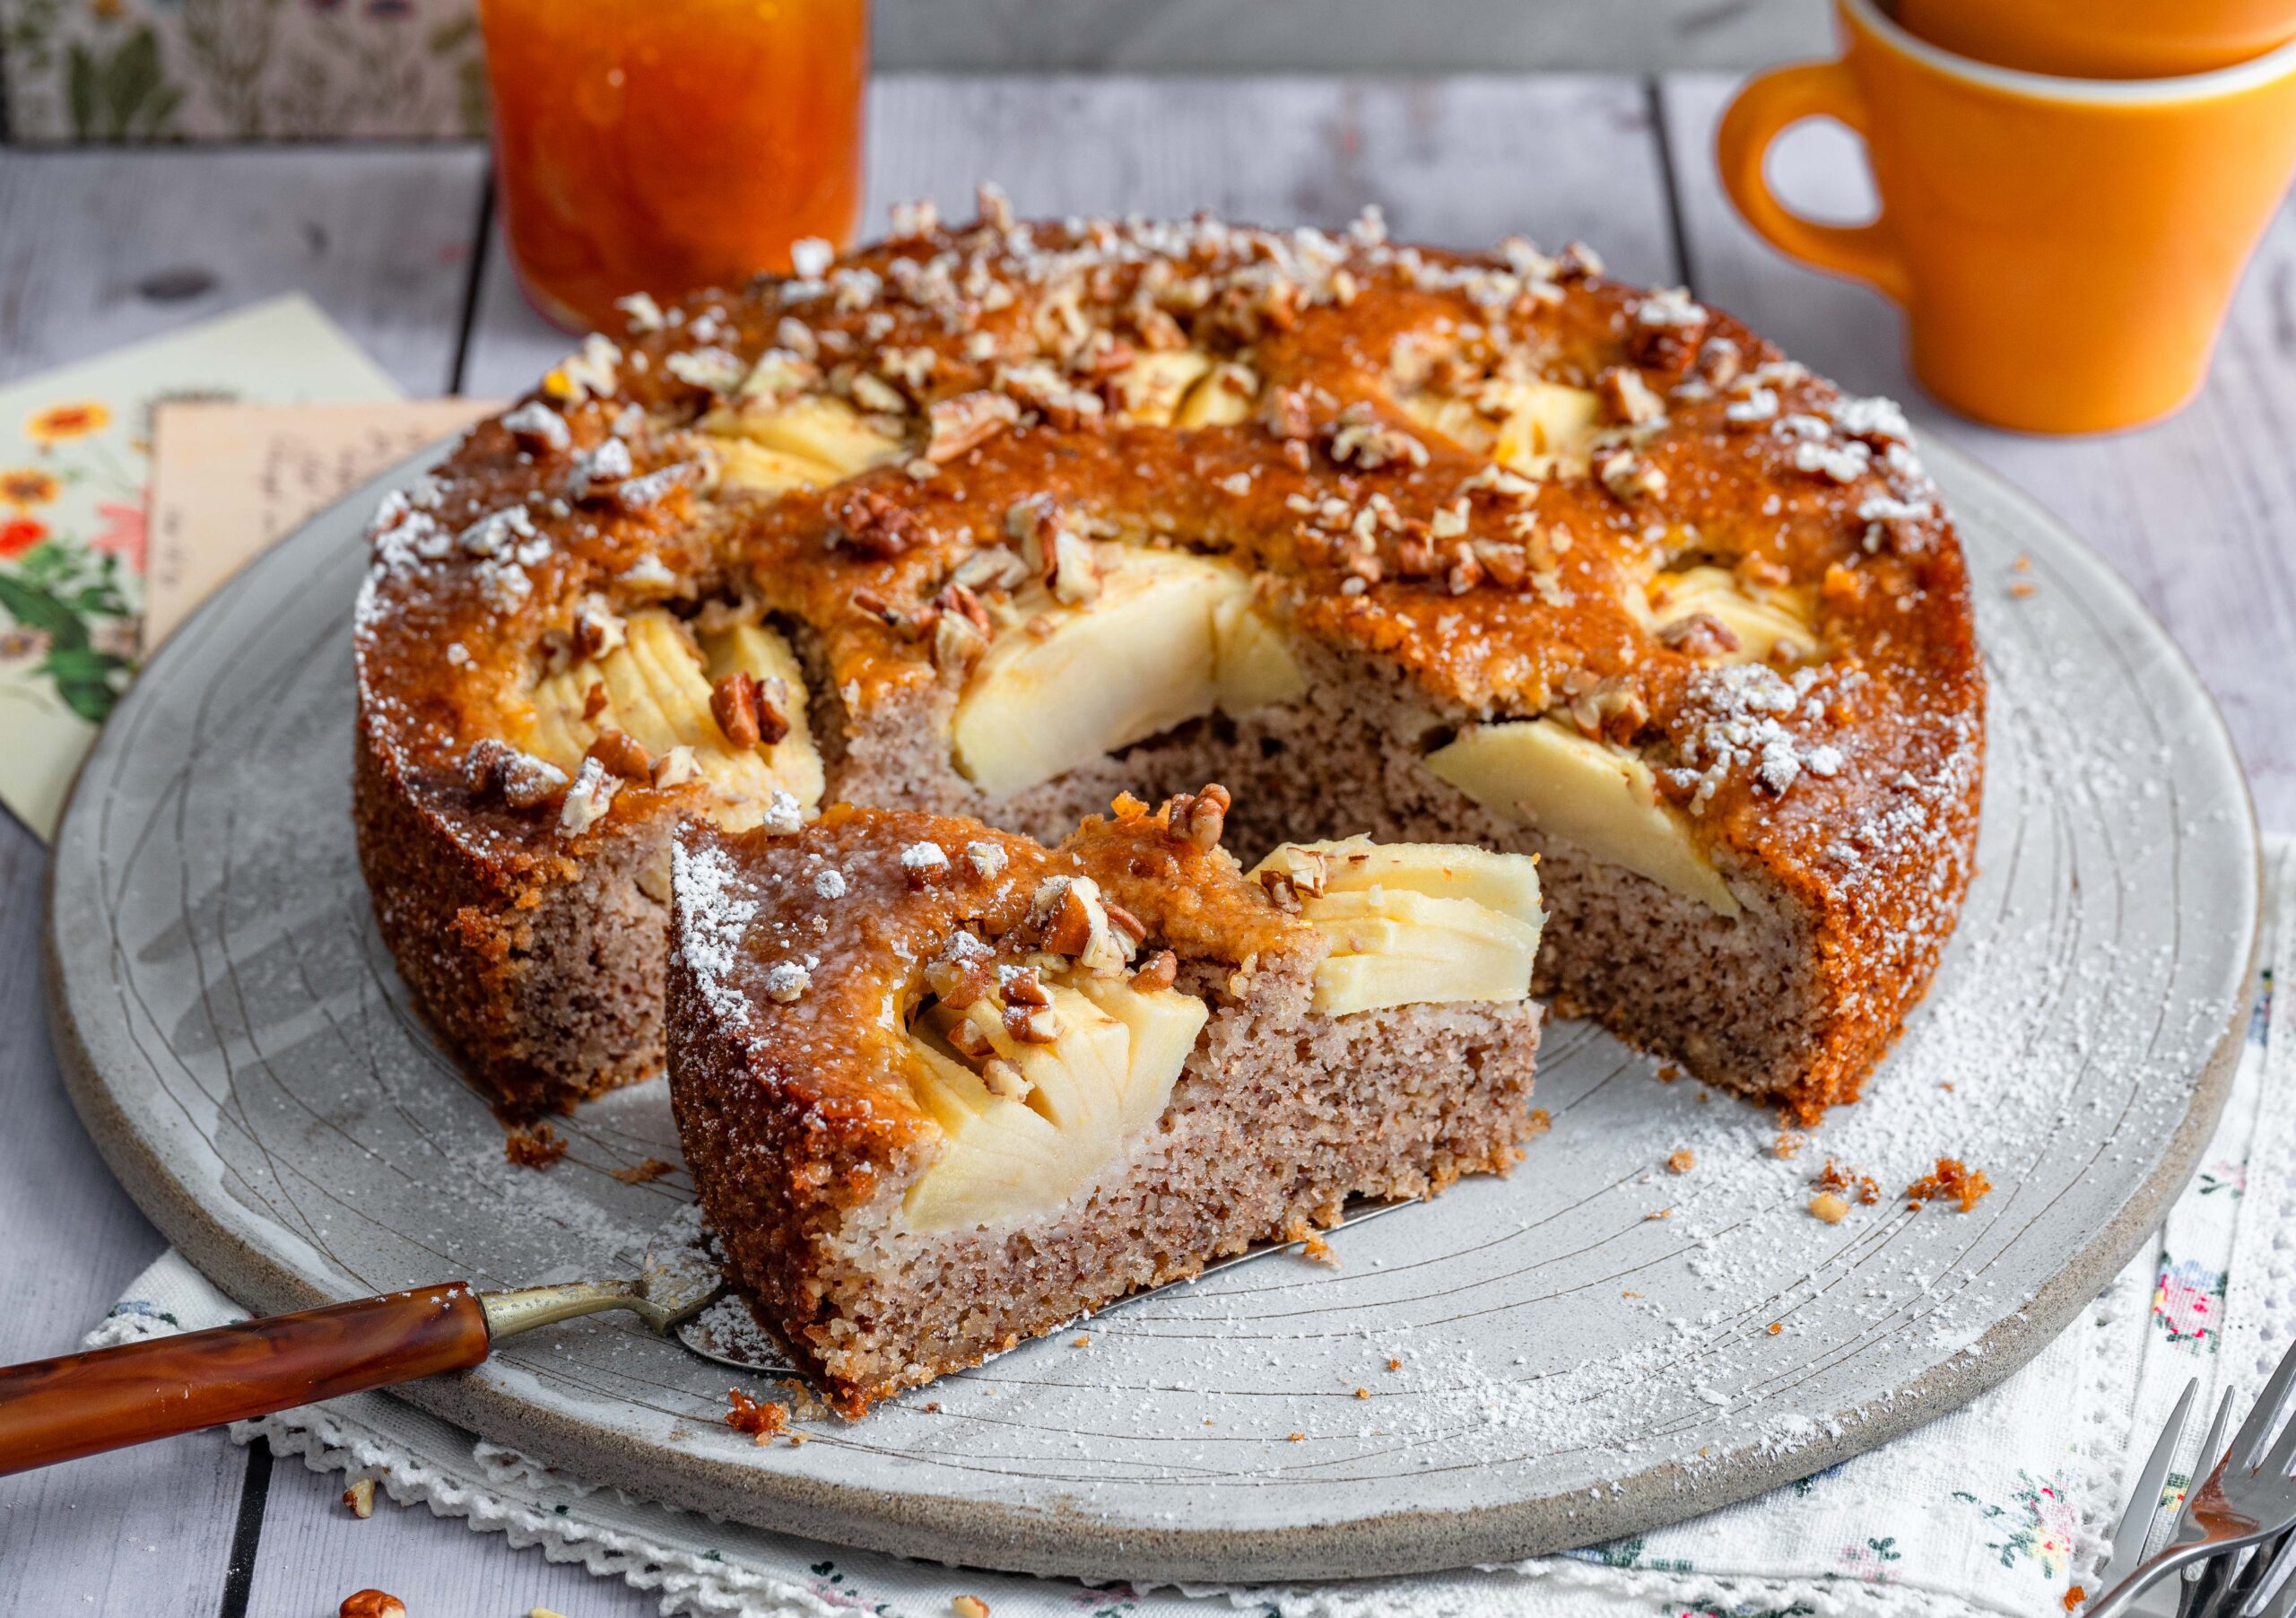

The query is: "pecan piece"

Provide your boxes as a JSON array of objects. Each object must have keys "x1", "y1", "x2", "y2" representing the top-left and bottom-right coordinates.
[
  {"x1": 926, "y1": 389, "x2": 1022, "y2": 463},
  {"x1": 831, "y1": 487, "x2": 926, "y2": 558},
  {"x1": 461, "y1": 739, "x2": 568, "y2": 810},
  {"x1": 1657, "y1": 612, "x2": 1743, "y2": 659},
  {"x1": 1131, "y1": 949, "x2": 1178, "y2": 992},
  {"x1": 584, "y1": 727, "x2": 654, "y2": 781},
  {"x1": 709, "y1": 671, "x2": 790, "y2": 750},
  {"x1": 1165, "y1": 783, "x2": 1231, "y2": 851}
]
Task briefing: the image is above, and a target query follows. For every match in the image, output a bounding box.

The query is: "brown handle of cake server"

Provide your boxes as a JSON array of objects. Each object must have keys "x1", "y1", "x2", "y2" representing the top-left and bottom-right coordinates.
[{"x1": 0, "y1": 1284, "x2": 490, "y2": 1474}]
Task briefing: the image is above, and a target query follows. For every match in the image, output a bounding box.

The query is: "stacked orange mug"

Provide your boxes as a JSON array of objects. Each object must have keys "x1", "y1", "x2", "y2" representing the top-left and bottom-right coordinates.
[{"x1": 1719, "y1": 0, "x2": 2296, "y2": 432}]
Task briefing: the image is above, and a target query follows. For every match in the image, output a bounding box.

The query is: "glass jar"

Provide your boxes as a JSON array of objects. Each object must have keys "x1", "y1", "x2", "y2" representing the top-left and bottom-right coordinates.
[{"x1": 480, "y1": 0, "x2": 868, "y2": 333}]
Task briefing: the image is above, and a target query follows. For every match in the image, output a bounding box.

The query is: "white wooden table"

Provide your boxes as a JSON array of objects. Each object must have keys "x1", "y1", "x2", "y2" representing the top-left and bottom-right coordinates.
[{"x1": 2, "y1": 74, "x2": 2291, "y2": 1616}]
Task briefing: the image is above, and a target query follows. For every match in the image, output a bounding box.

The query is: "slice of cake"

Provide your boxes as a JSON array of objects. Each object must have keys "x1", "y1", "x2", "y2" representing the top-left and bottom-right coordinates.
[{"x1": 665, "y1": 787, "x2": 1544, "y2": 1413}]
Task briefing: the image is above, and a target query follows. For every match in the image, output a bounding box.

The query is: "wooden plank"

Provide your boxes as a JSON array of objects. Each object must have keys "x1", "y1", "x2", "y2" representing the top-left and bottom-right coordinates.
[
  {"x1": 870, "y1": 0, "x2": 1831, "y2": 74},
  {"x1": 1658, "y1": 72, "x2": 2296, "y2": 829},
  {"x1": 0, "y1": 811, "x2": 249, "y2": 1614},
  {"x1": 462, "y1": 73, "x2": 1682, "y2": 396},
  {"x1": 245, "y1": 1452, "x2": 658, "y2": 1618},
  {"x1": 0, "y1": 146, "x2": 488, "y2": 395}
]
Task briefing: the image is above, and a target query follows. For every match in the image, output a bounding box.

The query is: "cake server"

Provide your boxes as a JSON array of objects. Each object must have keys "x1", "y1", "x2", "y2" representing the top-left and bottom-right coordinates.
[
  {"x1": 0, "y1": 1209, "x2": 726, "y2": 1476},
  {"x1": 0, "y1": 1197, "x2": 1404, "y2": 1474}
]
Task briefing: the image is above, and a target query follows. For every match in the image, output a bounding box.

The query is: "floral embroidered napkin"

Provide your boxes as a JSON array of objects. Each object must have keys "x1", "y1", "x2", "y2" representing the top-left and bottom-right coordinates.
[{"x1": 82, "y1": 843, "x2": 2289, "y2": 1618}]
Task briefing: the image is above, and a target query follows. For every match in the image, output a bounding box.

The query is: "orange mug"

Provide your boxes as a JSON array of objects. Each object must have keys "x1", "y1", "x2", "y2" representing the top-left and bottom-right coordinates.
[
  {"x1": 1719, "y1": 0, "x2": 2296, "y2": 432},
  {"x1": 1893, "y1": 0, "x2": 2296, "y2": 79}
]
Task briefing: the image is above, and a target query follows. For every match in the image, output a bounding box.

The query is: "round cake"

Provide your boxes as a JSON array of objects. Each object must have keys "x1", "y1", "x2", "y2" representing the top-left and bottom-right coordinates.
[{"x1": 352, "y1": 193, "x2": 1984, "y2": 1123}]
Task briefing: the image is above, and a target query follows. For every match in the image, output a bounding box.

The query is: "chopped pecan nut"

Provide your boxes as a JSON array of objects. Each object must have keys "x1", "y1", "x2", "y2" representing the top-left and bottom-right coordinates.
[
  {"x1": 831, "y1": 487, "x2": 926, "y2": 558},
  {"x1": 1695, "y1": 336, "x2": 1744, "y2": 389},
  {"x1": 1131, "y1": 949, "x2": 1178, "y2": 992},
  {"x1": 1597, "y1": 366, "x2": 1666, "y2": 427},
  {"x1": 1657, "y1": 612, "x2": 1743, "y2": 659},
  {"x1": 1326, "y1": 403, "x2": 1429, "y2": 471},
  {"x1": 709, "y1": 671, "x2": 790, "y2": 750},
  {"x1": 582, "y1": 680, "x2": 610, "y2": 722},
  {"x1": 1001, "y1": 964, "x2": 1050, "y2": 1006},
  {"x1": 584, "y1": 727, "x2": 655, "y2": 781},
  {"x1": 926, "y1": 389, "x2": 1022, "y2": 463},
  {"x1": 925, "y1": 931, "x2": 996, "y2": 1009},
  {"x1": 1003, "y1": 1001, "x2": 1061, "y2": 1044},
  {"x1": 1166, "y1": 783, "x2": 1231, "y2": 851},
  {"x1": 462, "y1": 739, "x2": 568, "y2": 810},
  {"x1": 1036, "y1": 878, "x2": 1096, "y2": 955},
  {"x1": 932, "y1": 608, "x2": 988, "y2": 680}
]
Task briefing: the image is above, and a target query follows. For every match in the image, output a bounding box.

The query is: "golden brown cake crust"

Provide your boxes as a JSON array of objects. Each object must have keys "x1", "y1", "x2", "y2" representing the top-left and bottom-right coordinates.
[{"x1": 353, "y1": 204, "x2": 1982, "y2": 1119}]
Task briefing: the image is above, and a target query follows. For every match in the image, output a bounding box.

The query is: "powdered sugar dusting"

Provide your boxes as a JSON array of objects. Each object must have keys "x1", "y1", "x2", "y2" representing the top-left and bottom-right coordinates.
[{"x1": 672, "y1": 839, "x2": 761, "y2": 1029}]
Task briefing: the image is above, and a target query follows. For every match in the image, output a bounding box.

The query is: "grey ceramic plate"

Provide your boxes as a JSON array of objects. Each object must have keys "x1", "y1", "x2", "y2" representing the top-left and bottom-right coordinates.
[{"x1": 47, "y1": 438, "x2": 2258, "y2": 1583}]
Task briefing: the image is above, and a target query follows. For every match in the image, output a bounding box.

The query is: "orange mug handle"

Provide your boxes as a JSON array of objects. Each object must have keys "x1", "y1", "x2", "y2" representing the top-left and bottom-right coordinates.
[{"x1": 1716, "y1": 60, "x2": 1912, "y2": 306}]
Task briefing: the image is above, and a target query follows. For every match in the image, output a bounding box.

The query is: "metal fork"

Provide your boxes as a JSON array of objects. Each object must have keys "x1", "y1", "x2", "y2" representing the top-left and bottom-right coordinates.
[{"x1": 2090, "y1": 1337, "x2": 2296, "y2": 1618}]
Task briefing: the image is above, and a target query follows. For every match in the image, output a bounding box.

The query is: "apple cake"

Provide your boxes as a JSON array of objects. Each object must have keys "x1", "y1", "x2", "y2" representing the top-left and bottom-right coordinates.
[
  {"x1": 352, "y1": 196, "x2": 1983, "y2": 1124},
  {"x1": 666, "y1": 791, "x2": 1546, "y2": 1413}
]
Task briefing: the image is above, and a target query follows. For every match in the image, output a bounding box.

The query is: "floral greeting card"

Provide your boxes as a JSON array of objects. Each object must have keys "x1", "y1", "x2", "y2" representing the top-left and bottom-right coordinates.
[{"x1": 0, "y1": 295, "x2": 400, "y2": 839}]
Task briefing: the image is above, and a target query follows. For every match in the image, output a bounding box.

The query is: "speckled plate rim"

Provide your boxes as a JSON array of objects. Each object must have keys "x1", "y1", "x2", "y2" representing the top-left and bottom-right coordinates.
[{"x1": 43, "y1": 435, "x2": 2262, "y2": 1583}]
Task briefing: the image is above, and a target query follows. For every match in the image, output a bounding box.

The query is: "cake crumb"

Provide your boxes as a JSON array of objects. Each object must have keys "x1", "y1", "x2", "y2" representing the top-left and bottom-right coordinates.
[
  {"x1": 1072, "y1": 1334, "x2": 1091, "y2": 1346},
  {"x1": 1905, "y1": 1156, "x2": 1993, "y2": 1212},
  {"x1": 726, "y1": 1388, "x2": 789, "y2": 1443},
  {"x1": 1809, "y1": 1192, "x2": 1850, "y2": 1223},
  {"x1": 611, "y1": 1156, "x2": 677, "y2": 1184},
  {"x1": 1287, "y1": 1432, "x2": 1306, "y2": 1442},
  {"x1": 503, "y1": 1123, "x2": 567, "y2": 1169},
  {"x1": 788, "y1": 1431, "x2": 809, "y2": 1446},
  {"x1": 1284, "y1": 1218, "x2": 1339, "y2": 1266},
  {"x1": 1767, "y1": 1321, "x2": 1783, "y2": 1335},
  {"x1": 341, "y1": 1476, "x2": 375, "y2": 1518},
  {"x1": 1354, "y1": 1387, "x2": 1370, "y2": 1399},
  {"x1": 1657, "y1": 1063, "x2": 1683, "y2": 1083},
  {"x1": 1387, "y1": 1357, "x2": 1404, "y2": 1371},
  {"x1": 1646, "y1": 1207, "x2": 1672, "y2": 1221},
  {"x1": 2062, "y1": 1587, "x2": 2085, "y2": 1612},
  {"x1": 1773, "y1": 1130, "x2": 1805, "y2": 1159},
  {"x1": 1665, "y1": 1148, "x2": 1695, "y2": 1175},
  {"x1": 1526, "y1": 1108, "x2": 1552, "y2": 1137},
  {"x1": 952, "y1": 1597, "x2": 992, "y2": 1618},
  {"x1": 1815, "y1": 1157, "x2": 1880, "y2": 1205}
]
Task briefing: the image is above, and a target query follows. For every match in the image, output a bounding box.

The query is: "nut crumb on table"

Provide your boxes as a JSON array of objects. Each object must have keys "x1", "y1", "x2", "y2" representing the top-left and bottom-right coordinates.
[
  {"x1": 341, "y1": 1475, "x2": 375, "y2": 1518},
  {"x1": 340, "y1": 1593, "x2": 405, "y2": 1618},
  {"x1": 610, "y1": 1155, "x2": 678, "y2": 1183},
  {"x1": 1905, "y1": 1156, "x2": 1993, "y2": 1212},
  {"x1": 503, "y1": 1122, "x2": 567, "y2": 1169},
  {"x1": 1814, "y1": 1158, "x2": 1880, "y2": 1205},
  {"x1": 726, "y1": 1387, "x2": 790, "y2": 1442}
]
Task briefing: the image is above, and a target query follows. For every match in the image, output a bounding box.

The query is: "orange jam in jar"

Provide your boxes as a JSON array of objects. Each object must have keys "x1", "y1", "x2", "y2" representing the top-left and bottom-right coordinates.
[{"x1": 480, "y1": 0, "x2": 867, "y2": 333}]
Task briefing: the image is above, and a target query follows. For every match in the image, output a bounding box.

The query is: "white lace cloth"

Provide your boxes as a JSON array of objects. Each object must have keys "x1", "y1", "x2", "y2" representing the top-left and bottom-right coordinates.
[{"x1": 86, "y1": 839, "x2": 2296, "y2": 1618}]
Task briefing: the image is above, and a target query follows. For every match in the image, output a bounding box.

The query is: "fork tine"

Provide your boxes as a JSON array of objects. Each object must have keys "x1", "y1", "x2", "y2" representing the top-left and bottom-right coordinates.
[
  {"x1": 2240, "y1": 1533, "x2": 2296, "y2": 1618},
  {"x1": 2114, "y1": 1379, "x2": 2203, "y2": 1574},
  {"x1": 2255, "y1": 1534, "x2": 2296, "y2": 1618},
  {"x1": 2178, "y1": 1391, "x2": 2242, "y2": 1617},
  {"x1": 2234, "y1": 1338, "x2": 2296, "y2": 1473}
]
